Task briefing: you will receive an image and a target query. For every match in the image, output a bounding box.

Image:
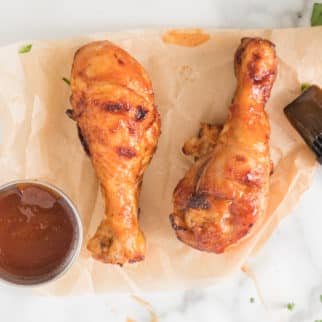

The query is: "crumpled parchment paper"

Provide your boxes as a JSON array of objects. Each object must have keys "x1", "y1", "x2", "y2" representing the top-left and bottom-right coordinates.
[{"x1": 0, "y1": 27, "x2": 319, "y2": 294}]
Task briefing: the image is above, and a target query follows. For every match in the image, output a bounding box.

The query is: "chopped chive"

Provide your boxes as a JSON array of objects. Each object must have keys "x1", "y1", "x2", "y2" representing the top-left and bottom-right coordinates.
[
  {"x1": 301, "y1": 83, "x2": 311, "y2": 92},
  {"x1": 320, "y1": 294, "x2": 322, "y2": 303},
  {"x1": 311, "y1": 3, "x2": 322, "y2": 26},
  {"x1": 286, "y1": 302, "x2": 295, "y2": 311},
  {"x1": 250, "y1": 297, "x2": 255, "y2": 303},
  {"x1": 62, "y1": 77, "x2": 71, "y2": 86},
  {"x1": 18, "y1": 44, "x2": 32, "y2": 54},
  {"x1": 315, "y1": 320, "x2": 322, "y2": 322}
]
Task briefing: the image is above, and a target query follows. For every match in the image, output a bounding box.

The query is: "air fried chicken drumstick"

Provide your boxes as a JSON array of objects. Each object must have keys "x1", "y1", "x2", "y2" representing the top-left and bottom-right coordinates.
[
  {"x1": 170, "y1": 38, "x2": 277, "y2": 253},
  {"x1": 69, "y1": 41, "x2": 160, "y2": 265}
]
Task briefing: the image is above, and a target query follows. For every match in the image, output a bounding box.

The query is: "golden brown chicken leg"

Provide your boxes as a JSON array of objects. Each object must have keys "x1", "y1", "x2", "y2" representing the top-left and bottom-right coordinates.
[
  {"x1": 69, "y1": 41, "x2": 160, "y2": 265},
  {"x1": 170, "y1": 38, "x2": 277, "y2": 253}
]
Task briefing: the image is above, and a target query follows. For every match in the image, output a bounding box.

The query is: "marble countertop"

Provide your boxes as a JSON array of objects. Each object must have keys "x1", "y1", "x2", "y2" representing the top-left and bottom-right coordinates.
[{"x1": 1, "y1": 0, "x2": 322, "y2": 321}]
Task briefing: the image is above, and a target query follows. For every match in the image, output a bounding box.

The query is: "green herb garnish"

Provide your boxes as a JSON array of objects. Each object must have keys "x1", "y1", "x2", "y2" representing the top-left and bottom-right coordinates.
[
  {"x1": 250, "y1": 297, "x2": 255, "y2": 303},
  {"x1": 18, "y1": 44, "x2": 32, "y2": 54},
  {"x1": 320, "y1": 294, "x2": 322, "y2": 303},
  {"x1": 286, "y1": 302, "x2": 295, "y2": 311},
  {"x1": 315, "y1": 320, "x2": 322, "y2": 322},
  {"x1": 301, "y1": 83, "x2": 311, "y2": 92},
  {"x1": 62, "y1": 77, "x2": 71, "y2": 86},
  {"x1": 311, "y1": 3, "x2": 322, "y2": 26}
]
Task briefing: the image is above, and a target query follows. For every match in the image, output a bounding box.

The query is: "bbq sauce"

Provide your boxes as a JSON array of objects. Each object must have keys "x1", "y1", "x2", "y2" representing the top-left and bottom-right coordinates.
[
  {"x1": 162, "y1": 29, "x2": 210, "y2": 47},
  {"x1": 0, "y1": 183, "x2": 76, "y2": 282}
]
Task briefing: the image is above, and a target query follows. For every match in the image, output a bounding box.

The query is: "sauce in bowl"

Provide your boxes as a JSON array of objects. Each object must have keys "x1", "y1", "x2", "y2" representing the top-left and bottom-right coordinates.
[{"x1": 0, "y1": 181, "x2": 82, "y2": 285}]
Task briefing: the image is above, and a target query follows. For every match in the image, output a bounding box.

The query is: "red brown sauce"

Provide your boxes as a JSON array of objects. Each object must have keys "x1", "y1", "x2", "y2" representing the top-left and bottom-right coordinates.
[
  {"x1": 0, "y1": 183, "x2": 76, "y2": 281},
  {"x1": 162, "y1": 29, "x2": 210, "y2": 47}
]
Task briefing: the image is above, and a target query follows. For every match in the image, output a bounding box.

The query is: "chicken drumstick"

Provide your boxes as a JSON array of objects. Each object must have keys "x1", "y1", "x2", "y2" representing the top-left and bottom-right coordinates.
[
  {"x1": 69, "y1": 41, "x2": 161, "y2": 265},
  {"x1": 170, "y1": 38, "x2": 277, "y2": 253}
]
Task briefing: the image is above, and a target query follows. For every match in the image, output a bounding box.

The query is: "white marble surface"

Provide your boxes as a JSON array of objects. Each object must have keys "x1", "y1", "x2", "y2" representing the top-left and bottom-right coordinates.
[{"x1": 1, "y1": 0, "x2": 322, "y2": 321}]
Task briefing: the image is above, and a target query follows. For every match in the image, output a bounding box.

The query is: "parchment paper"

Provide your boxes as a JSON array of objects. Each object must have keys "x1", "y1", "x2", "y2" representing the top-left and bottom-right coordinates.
[{"x1": 0, "y1": 27, "x2": 319, "y2": 294}]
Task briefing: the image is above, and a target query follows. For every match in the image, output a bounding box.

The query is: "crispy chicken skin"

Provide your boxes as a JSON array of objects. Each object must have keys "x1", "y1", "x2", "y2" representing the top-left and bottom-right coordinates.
[
  {"x1": 69, "y1": 41, "x2": 160, "y2": 265},
  {"x1": 170, "y1": 38, "x2": 277, "y2": 253}
]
